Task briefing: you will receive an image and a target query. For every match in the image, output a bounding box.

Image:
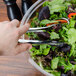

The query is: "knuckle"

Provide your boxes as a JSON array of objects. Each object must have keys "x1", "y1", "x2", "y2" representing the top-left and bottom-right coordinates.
[
  {"x1": 9, "y1": 22, "x2": 13, "y2": 26},
  {"x1": 13, "y1": 19, "x2": 19, "y2": 24},
  {"x1": 14, "y1": 19, "x2": 19, "y2": 22}
]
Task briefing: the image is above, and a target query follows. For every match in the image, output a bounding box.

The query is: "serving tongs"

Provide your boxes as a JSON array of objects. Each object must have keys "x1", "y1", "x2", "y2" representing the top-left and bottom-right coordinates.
[
  {"x1": 18, "y1": 18, "x2": 69, "y2": 46},
  {"x1": 19, "y1": 24, "x2": 59, "y2": 46},
  {"x1": 19, "y1": 39, "x2": 65, "y2": 46},
  {"x1": 27, "y1": 18, "x2": 69, "y2": 33},
  {"x1": 27, "y1": 24, "x2": 56, "y2": 32}
]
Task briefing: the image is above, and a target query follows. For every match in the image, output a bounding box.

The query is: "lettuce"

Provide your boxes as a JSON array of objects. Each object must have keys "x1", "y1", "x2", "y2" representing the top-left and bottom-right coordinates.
[
  {"x1": 43, "y1": 0, "x2": 71, "y2": 14},
  {"x1": 29, "y1": 1, "x2": 76, "y2": 75},
  {"x1": 68, "y1": 19, "x2": 76, "y2": 28},
  {"x1": 67, "y1": 28, "x2": 76, "y2": 44},
  {"x1": 47, "y1": 0, "x2": 64, "y2": 6},
  {"x1": 51, "y1": 71, "x2": 61, "y2": 76},
  {"x1": 40, "y1": 19, "x2": 58, "y2": 26},
  {"x1": 51, "y1": 57, "x2": 59, "y2": 70},
  {"x1": 67, "y1": 0, "x2": 76, "y2": 4},
  {"x1": 49, "y1": 4, "x2": 66, "y2": 14},
  {"x1": 43, "y1": 48, "x2": 50, "y2": 55},
  {"x1": 70, "y1": 44, "x2": 76, "y2": 57},
  {"x1": 30, "y1": 44, "x2": 51, "y2": 56},
  {"x1": 50, "y1": 32, "x2": 60, "y2": 40},
  {"x1": 40, "y1": 44, "x2": 51, "y2": 55},
  {"x1": 59, "y1": 57, "x2": 75, "y2": 73},
  {"x1": 61, "y1": 18, "x2": 76, "y2": 57}
]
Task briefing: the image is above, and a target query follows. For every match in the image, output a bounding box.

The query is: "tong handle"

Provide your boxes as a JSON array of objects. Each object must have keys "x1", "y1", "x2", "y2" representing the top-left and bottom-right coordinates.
[
  {"x1": 18, "y1": 39, "x2": 64, "y2": 46},
  {"x1": 27, "y1": 24, "x2": 56, "y2": 32}
]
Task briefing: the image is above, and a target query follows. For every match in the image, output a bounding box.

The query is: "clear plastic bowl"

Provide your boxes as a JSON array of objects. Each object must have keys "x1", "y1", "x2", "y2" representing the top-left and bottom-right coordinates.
[{"x1": 20, "y1": 0, "x2": 54, "y2": 76}]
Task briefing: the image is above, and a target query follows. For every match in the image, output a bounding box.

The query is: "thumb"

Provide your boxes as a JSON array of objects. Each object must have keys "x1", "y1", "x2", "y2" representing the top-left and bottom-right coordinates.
[{"x1": 15, "y1": 43, "x2": 32, "y2": 55}]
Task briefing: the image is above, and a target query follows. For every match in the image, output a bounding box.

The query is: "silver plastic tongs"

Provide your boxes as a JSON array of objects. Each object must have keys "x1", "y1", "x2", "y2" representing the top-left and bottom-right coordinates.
[
  {"x1": 18, "y1": 24, "x2": 64, "y2": 46},
  {"x1": 18, "y1": 18, "x2": 69, "y2": 46},
  {"x1": 27, "y1": 24, "x2": 56, "y2": 32},
  {"x1": 19, "y1": 39, "x2": 65, "y2": 46},
  {"x1": 27, "y1": 18, "x2": 69, "y2": 32}
]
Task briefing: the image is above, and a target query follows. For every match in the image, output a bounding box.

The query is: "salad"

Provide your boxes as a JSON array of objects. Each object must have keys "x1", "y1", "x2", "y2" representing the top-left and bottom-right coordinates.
[{"x1": 27, "y1": 0, "x2": 76, "y2": 76}]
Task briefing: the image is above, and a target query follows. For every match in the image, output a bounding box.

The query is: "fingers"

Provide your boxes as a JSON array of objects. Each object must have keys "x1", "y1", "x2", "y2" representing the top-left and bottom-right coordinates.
[
  {"x1": 0, "y1": 21, "x2": 9, "y2": 25},
  {"x1": 15, "y1": 43, "x2": 32, "y2": 55},
  {"x1": 2, "y1": 21, "x2": 10, "y2": 24},
  {"x1": 18, "y1": 23, "x2": 30, "y2": 36},
  {"x1": 9, "y1": 19, "x2": 19, "y2": 27}
]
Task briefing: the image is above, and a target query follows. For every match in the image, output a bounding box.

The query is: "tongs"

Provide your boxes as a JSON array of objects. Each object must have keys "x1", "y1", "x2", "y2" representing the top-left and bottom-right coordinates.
[
  {"x1": 18, "y1": 18, "x2": 69, "y2": 46},
  {"x1": 27, "y1": 18, "x2": 69, "y2": 32},
  {"x1": 19, "y1": 39, "x2": 65, "y2": 46}
]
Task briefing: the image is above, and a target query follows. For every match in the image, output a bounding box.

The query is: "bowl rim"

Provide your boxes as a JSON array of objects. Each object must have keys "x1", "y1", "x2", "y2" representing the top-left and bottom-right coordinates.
[{"x1": 29, "y1": 57, "x2": 54, "y2": 76}]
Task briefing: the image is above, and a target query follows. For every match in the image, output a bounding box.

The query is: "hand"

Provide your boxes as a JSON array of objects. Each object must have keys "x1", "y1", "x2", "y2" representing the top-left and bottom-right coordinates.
[{"x1": 0, "y1": 19, "x2": 32, "y2": 56}]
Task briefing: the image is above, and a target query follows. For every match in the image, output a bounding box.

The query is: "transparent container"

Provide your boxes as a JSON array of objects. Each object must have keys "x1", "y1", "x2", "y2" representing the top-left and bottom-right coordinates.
[
  {"x1": 20, "y1": 0, "x2": 53, "y2": 76},
  {"x1": 19, "y1": 0, "x2": 76, "y2": 76}
]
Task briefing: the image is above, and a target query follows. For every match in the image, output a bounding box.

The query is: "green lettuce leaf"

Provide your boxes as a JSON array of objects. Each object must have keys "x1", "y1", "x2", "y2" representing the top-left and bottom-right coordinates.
[
  {"x1": 50, "y1": 32, "x2": 60, "y2": 40},
  {"x1": 43, "y1": 48, "x2": 50, "y2": 55},
  {"x1": 67, "y1": 28, "x2": 76, "y2": 44},
  {"x1": 49, "y1": 5, "x2": 66, "y2": 14},
  {"x1": 51, "y1": 71, "x2": 61, "y2": 76},
  {"x1": 40, "y1": 19, "x2": 58, "y2": 26},
  {"x1": 51, "y1": 57, "x2": 59, "y2": 70},
  {"x1": 49, "y1": 0, "x2": 64, "y2": 5},
  {"x1": 43, "y1": 0, "x2": 71, "y2": 14},
  {"x1": 59, "y1": 58, "x2": 75, "y2": 73}
]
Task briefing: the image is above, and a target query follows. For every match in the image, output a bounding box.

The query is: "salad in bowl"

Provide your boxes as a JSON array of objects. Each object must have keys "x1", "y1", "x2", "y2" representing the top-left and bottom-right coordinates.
[{"x1": 21, "y1": 0, "x2": 76, "y2": 76}]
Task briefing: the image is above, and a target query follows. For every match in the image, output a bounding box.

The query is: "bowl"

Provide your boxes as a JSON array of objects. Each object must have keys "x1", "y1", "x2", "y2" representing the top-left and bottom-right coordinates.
[{"x1": 20, "y1": 0, "x2": 76, "y2": 76}]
